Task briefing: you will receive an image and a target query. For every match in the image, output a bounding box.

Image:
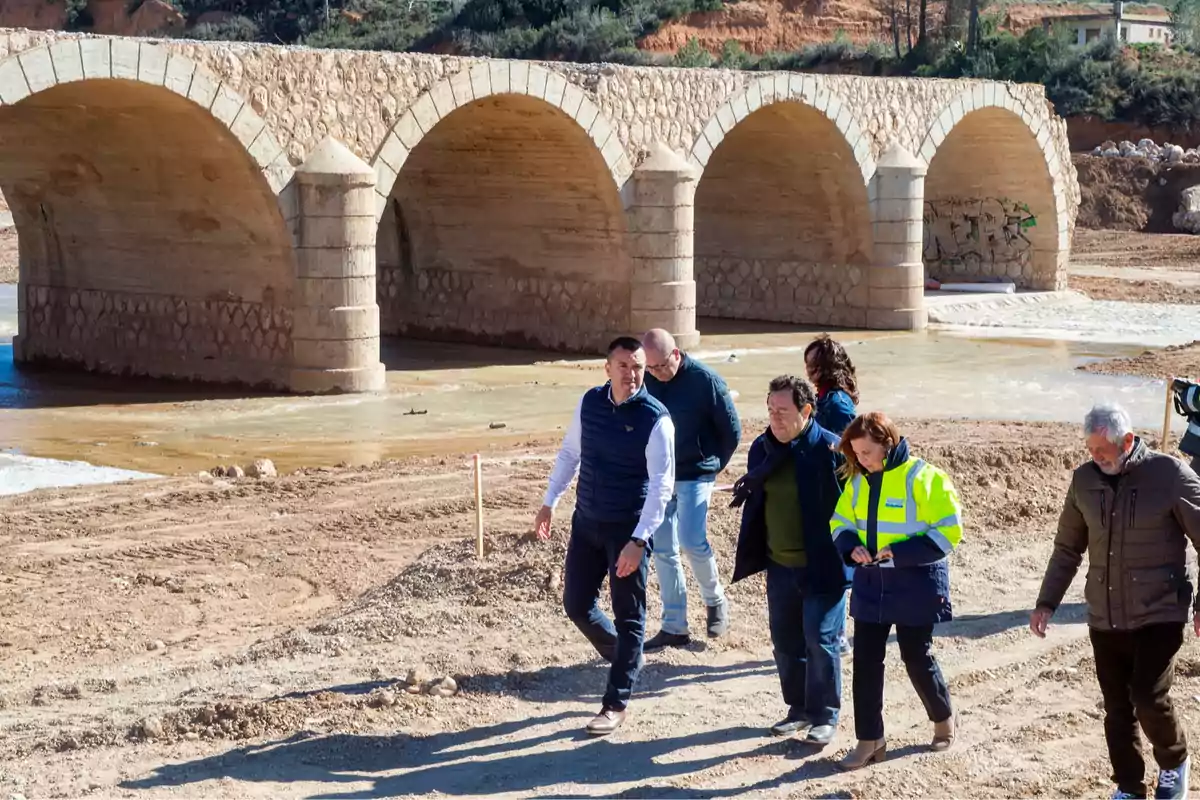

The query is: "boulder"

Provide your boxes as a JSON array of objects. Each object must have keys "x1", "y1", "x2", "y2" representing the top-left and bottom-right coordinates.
[
  {"x1": 1172, "y1": 185, "x2": 1200, "y2": 234},
  {"x1": 245, "y1": 459, "x2": 277, "y2": 479}
]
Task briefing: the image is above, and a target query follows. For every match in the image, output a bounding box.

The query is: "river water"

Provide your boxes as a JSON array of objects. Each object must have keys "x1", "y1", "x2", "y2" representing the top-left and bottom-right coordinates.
[{"x1": 0, "y1": 286, "x2": 1192, "y2": 488}]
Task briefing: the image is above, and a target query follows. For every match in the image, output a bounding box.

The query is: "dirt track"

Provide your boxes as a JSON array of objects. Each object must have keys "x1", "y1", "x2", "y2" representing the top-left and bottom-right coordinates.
[{"x1": 4, "y1": 418, "x2": 1200, "y2": 798}]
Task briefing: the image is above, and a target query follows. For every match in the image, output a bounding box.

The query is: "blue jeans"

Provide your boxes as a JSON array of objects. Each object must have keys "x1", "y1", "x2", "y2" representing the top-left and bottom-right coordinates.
[
  {"x1": 653, "y1": 480, "x2": 726, "y2": 635},
  {"x1": 562, "y1": 512, "x2": 649, "y2": 711},
  {"x1": 765, "y1": 561, "x2": 846, "y2": 726}
]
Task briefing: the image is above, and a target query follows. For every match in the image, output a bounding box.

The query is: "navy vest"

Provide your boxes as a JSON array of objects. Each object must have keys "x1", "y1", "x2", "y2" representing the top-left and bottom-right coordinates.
[{"x1": 576, "y1": 384, "x2": 668, "y2": 524}]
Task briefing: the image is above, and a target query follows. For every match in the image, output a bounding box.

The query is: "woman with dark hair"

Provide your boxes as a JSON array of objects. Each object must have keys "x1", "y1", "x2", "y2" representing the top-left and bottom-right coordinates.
[
  {"x1": 830, "y1": 411, "x2": 964, "y2": 770},
  {"x1": 805, "y1": 335, "x2": 860, "y2": 656},
  {"x1": 803, "y1": 335, "x2": 859, "y2": 437}
]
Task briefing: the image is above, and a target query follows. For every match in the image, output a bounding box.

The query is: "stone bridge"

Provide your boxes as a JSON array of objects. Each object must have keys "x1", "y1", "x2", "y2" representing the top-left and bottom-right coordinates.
[{"x1": 0, "y1": 29, "x2": 1079, "y2": 393}]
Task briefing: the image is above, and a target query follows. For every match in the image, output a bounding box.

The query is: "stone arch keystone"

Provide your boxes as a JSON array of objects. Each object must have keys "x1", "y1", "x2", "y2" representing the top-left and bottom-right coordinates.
[
  {"x1": 0, "y1": 39, "x2": 293, "y2": 197},
  {"x1": 369, "y1": 61, "x2": 633, "y2": 223},
  {"x1": 917, "y1": 86, "x2": 1071, "y2": 255},
  {"x1": 687, "y1": 74, "x2": 875, "y2": 184}
]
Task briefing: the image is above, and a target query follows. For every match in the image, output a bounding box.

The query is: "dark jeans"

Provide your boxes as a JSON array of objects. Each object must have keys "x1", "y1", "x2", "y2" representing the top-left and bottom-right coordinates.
[
  {"x1": 765, "y1": 562, "x2": 846, "y2": 726},
  {"x1": 1090, "y1": 623, "x2": 1190, "y2": 796},
  {"x1": 853, "y1": 621, "x2": 953, "y2": 740},
  {"x1": 562, "y1": 512, "x2": 649, "y2": 712},
  {"x1": 1191, "y1": 455, "x2": 1200, "y2": 474}
]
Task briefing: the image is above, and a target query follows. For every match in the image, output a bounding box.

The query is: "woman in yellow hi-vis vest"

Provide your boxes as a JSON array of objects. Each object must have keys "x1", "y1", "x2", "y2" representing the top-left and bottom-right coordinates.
[{"x1": 830, "y1": 411, "x2": 964, "y2": 771}]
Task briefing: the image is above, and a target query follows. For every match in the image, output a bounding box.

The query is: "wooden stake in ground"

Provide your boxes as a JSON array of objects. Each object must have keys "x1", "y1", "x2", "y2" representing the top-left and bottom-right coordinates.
[
  {"x1": 1163, "y1": 376, "x2": 1176, "y2": 452},
  {"x1": 473, "y1": 453, "x2": 484, "y2": 558}
]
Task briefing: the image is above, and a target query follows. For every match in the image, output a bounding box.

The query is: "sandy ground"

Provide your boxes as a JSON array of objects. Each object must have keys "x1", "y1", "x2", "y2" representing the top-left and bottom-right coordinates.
[
  {"x1": 3, "y1": 417, "x2": 1200, "y2": 799},
  {"x1": 1081, "y1": 340, "x2": 1200, "y2": 380},
  {"x1": 1071, "y1": 229, "x2": 1200, "y2": 304},
  {"x1": 0, "y1": 228, "x2": 16, "y2": 283}
]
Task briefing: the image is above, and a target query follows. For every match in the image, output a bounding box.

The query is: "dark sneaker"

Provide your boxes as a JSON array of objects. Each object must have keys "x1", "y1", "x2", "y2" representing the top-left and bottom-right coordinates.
[
  {"x1": 643, "y1": 630, "x2": 690, "y2": 652},
  {"x1": 586, "y1": 707, "x2": 626, "y2": 736},
  {"x1": 1155, "y1": 759, "x2": 1189, "y2": 800},
  {"x1": 806, "y1": 724, "x2": 837, "y2": 745},
  {"x1": 1112, "y1": 790, "x2": 1147, "y2": 800},
  {"x1": 770, "y1": 716, "x2": 810, "y2": 737},
  {"x1": 707, "y1": 600, "x2": 730, "y2": 638}
]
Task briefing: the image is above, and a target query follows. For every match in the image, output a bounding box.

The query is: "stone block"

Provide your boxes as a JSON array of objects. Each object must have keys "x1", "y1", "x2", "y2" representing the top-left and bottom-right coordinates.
[
  {"x1": 429, "y1": 80, "x2": 456, "y2": 119},
  {"x1": 230, "y1": 104, "x2": 266, "y2": 151},
  {"x1": 298, "y1": 216, "x2": 377, "y2": 249},
  {"x1": 868, "y1": 263, "x2": 923, "y2": 292},
  {"x1": 527, "y1": 65, "x2": 548, "y2": 99},
  {"x1": 509, "y1": 61, "x2": 529, "y2": 95},
  {"x1": 469, "y1": 62, "x2": 491, "y2": 99},
  {"x1": 187, "y1": 68, "x2": 219, "y2": 110},
  {"x1": 731, "y1": 92, "x2": 749, "y2": 122},
  {"x1": 110, "y1": 37, "x2": 139, "y2": 81},
  {"x1": 702, "y1": 115, "x2": 724, "y2": 153},
  {"x1": 17, "y1": 47, "x2": 54, "y2": 95},
  {"x1": 872, "y1": 242, "x2": 922, "y2": 268},
  {"x1": 293, "y1": 336, "x2": 384, "y2": 371},
  {"x1": 376, "y1": 131, "x2": 409, "y2": 174},
  {"x1": 589, "y1": 114, "x2": 614, "y2": 152},
  {"x1": 210, "y1": 84, "x2": 244, "y2": 127},
  {"x1": 265, "y1": 155, "x2": 296, "y2": 195},
  {"x1": 873, "y1": 196, "x2": 924, "y2": 223},
  {"x1": 0, "y1": 55, "x2": 30, "y2": 104},
  {"x1": 629, "y1": 204, "x2": 692, "y2": 234},
  {"x1": 544, "y1": 71, "x2": 567, "y2": 108},
  {"x1": 632, "y1": 256, "x2": 693, "y2": 284},
  {"x1": 294, "y1": 304, "x2": 380, "y2": 341},
  {"x1": 875, "y1": 170, "x2": 925, "y2": 201},
  {"x1": 249, "y1": 130, "x2": 283, "y2": 171},
  {"x1": 601, "y1": 134, "x2": 626, "y2": 171},
  {"x1": 448, "y1": 69, "x2": 473, "y2": 107},
  {"x1": 410, "y1": 94, "x2": 439, "y2": 135},
  {"x1": 716, "y1": 103, "x2": 736, "y2": 135},
  {"x1": 631, "y1": 230, "x2": 692, "y2": 259},
  {"x1": 49, "y1": 40, "x2": 83, "y2": 85},
  {"x1": 296, "y1": 246, "x2": 376, "y2": 279},
  {"x1": 373, "y1": 160, "x2": 398, "y2": 204},
  {"x1": 289, "y1": 363, "x2": 385, "y2": 394},
  {"x1": 629, "y1": 307, "x2": 696, "y2": 336},
  {"x1": 575, "y1": 100, "x2": 599, "y2": 135},
  {"x1": 299, "y1": 184, "x2": 378, "y2": 219},
  {"x1": 872, "y1": 219, "x2": 923, "y2": 245},
  {"x1": 137, "y1": 43, "x2": 169, "y2": 86},
  {"x1": 631, "y1": 280, "x2": 696, "y2": 311},
  {"x1": 488, "y1": 61, "x2": 510, "y2": 96},
  {"x1": 79, "y1": 38, "x2": 111, "y2": 80},
  {"x1": 561, "y1": 81, "x2": 585, "y2": 119},
  {"x1": 164, "y1": 54, "x2": 195, "y2": 97},
  {"x1": 625, "y1": 175, "x2": 692, "y2": 209},
  {"x1": 392, "y1": 111, "x2": 423, "y2": 150},
  {"x1": 296, "y1": 275, "x2": 377, "y2": 308}
]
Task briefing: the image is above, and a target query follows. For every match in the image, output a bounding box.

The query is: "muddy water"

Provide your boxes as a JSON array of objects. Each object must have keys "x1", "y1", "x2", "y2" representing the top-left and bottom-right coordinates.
[{"x1": 0, "y1": 308, "x2": 1183, "y2": 477}]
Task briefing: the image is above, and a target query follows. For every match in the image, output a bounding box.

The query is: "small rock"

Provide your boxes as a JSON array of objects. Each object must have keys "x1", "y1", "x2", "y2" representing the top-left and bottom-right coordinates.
[
  {"x1": 210, "y1": 466, "x2": 226, "y2": 477},
  {"x1": 546, "y1": 571, "x2": 561, "y2": 591},
  {"x1": 226, "y1": 465, "x2": 246, "y2": 479},
  {"x1": 428, "y1": 676, "x2": 458, "y2": 698},
  {"x1": 197, "y1": 471, "x2": 215, "y2": 481},
  {"x1": 489, "y1": 422, "x2": 507, "y2": 429},
  {"x1": 135, "y1": 441, "x2": 159, "y2": 447},
  {"x1": 184, "y1": 731, "x2": 200, "y2": 741},
  {"x1": 164, "y1": 578, "x2": 185, "y2": 594},
  {"x1": 369, "y1": 689, "x2": 397, "y2": 708},
  {"x1": 245, "y1": 459, "x2": 277, "y2": 479},
  {"x1": 139, "y1": 716, "x2": 165, "y2": 739},
  {"x1": 146, "y1": 640, "x2": 166, "y2": 652},
  {"x1": 405, "y1": 666, "x2": 430, "y2": 693}
]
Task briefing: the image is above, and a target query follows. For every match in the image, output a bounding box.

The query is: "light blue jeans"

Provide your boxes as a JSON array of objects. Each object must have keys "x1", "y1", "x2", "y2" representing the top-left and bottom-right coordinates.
[{"x1": 653, "y1": 480, "x2": 726, "y2": 636}]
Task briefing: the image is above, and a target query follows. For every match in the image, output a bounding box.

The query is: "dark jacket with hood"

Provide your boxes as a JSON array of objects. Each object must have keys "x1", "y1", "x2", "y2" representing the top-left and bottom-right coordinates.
[
  {"x1": 815, "y1": 388, "x2": 857, "y2": 437},
  {"x1": 730, "y1": 418, "x2": 852, "y2": 595}
]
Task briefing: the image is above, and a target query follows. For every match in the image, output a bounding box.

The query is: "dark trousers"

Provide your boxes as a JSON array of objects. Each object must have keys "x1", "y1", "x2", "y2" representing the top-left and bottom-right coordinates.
[
  {"x1": 765, "y1": 562, "x2": 846, "y2": 726},
  {"x1": 1090, "y1": 623, "x2": 1189, "y2": 796},
  {"x1": 562, "y1": 512, "x2": 648, "y2": 711},
  {"x1": 1191, "y1": 455, "x2": 1200, "y2": 474},
  {"x1": 853, "y1": 621, "x2": 953, "y2": 740}
]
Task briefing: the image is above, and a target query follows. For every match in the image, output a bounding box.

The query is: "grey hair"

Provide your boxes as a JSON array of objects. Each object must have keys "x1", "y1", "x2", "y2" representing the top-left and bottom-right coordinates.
[{"x1": 1084, "y1": 403, "x2": 1134, "y2": 444}]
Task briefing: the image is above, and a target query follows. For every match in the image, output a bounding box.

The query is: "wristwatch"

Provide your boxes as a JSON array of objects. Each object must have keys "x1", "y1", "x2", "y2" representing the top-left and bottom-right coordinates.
[{"x1": 630, "y1": 538, "x2": 647, "y2": 548}]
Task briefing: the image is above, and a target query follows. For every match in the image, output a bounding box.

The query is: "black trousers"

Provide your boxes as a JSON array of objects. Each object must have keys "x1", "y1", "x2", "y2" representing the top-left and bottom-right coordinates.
[
  {"x1": 1090, "y1": 623, "x2": 1189, "y2": 796},
  {"x1": 853, "y1": 621, "x2": 953, "y2": 740}
]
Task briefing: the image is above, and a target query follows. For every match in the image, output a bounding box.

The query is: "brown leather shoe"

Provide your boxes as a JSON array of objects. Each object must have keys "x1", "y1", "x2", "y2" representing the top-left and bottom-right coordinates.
[
  {"x1": 932, "y1": 715, "x2": 955, "y2": 751},
  {"x1": 837, "y1": 738, "x2": 886, "y2": 771},
  {"x1": 586, "y1": 707, "x2": 626, "y2": 736}
]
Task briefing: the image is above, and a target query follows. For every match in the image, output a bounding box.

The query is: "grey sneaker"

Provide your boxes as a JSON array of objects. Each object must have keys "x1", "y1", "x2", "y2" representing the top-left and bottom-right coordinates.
[
  {"x1": 707, "y1": 600, "x2": 730, "y2": 638},
  {"x1": 770, "y1": 715, "x2": 809, "y2": 737},
  {"x1": 806, "y1": 724, "x2": 837, "y2": 746},
  {"x1": 1155, "y1": 758, "x2": 1189, "y2": 800},
  {"x1": 643, "y1": 630, "x2": 690, "y2": 652}
]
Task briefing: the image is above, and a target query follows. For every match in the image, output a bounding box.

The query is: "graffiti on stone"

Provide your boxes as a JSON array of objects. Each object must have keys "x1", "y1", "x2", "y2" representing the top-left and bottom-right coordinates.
[{"x1": 923, "y1": 197, "x2": 1037, "y2": 278}]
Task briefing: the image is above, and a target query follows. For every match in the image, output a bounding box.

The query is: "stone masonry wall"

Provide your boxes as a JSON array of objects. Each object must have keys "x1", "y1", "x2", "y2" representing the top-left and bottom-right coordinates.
[
  {"x1": 697, "y1": 259, "x2": 868, "y2": 327},
  {"x1": 20, "y1": 284, "x2": 292, "y2": 386},
  {"x1": 377, "y1": 267, "x2": 628, "y2": 352},
  {"x1": 0, "y1": 30, "x2": 1079, "y2": 225}
]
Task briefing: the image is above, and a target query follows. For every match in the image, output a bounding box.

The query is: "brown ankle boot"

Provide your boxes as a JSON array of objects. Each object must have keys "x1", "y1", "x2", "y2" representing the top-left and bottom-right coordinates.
[
  {"x1": 837, "y1": 738, "x2": 886, "y2": 771},
  {"x1": 931, "y1": 715, "x2": 955, "y2": 751}
]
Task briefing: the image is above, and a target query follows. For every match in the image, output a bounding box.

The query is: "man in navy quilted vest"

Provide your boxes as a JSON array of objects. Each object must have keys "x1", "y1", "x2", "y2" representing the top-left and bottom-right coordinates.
[{"x1": 535, "y1": 336, "x2": 676, "y2": 736}]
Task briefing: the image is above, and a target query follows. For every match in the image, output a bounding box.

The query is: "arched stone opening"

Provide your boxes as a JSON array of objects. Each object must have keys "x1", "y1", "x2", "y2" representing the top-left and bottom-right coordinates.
[
  {"x1": 923, "y1": 106, "x2": 1060, "y2": 289},
  {"x1": 3, "y1": 78, "x2": 295, "y2": 387},
  {"x1": 375, "y1": 93, "x2": 632, "y2": 352},
  {"x1": 694, "y1": 101, "x2": 872, "y2": 327}
]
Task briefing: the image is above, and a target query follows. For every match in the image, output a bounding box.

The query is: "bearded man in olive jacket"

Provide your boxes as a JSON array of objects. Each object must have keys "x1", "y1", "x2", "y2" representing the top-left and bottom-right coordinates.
[{"x1": 1031, "y1": 403, "x2": 1200, "y2": 800}]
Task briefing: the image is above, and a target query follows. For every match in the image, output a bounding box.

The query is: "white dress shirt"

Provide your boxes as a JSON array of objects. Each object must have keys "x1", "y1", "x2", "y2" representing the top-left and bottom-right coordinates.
[{"x1": 543, "y1": 387, "x2": 676, "y2": 543}]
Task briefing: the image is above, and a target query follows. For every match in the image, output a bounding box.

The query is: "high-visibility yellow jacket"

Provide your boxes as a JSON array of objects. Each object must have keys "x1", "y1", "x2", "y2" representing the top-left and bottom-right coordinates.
[{"x1": 830, "y1": 438, "x2": 964, "y2": 625}]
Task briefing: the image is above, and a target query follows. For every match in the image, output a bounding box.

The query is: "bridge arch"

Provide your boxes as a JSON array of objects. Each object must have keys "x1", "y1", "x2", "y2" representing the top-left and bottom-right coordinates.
[
  {"x1": 688, "y1": 75, "x2": 874, "y2": 327},
  {"x1": 1, "y1": 39, "x2": 297, "y2": 388},
  {"x1": 371, "y1": 63, "x2": 634, "y2": 352},
  {"x1": 918, "y1": 88, "x2": 1069, "y2": 290}
]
